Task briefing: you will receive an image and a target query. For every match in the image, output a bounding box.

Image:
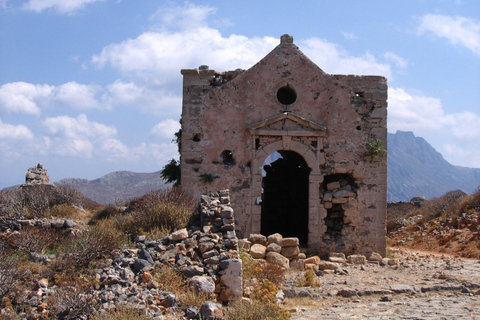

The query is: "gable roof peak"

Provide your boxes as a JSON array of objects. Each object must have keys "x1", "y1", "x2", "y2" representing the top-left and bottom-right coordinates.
[{"x1": 280, "y1": 34, "x2": 294, "y2": 44}]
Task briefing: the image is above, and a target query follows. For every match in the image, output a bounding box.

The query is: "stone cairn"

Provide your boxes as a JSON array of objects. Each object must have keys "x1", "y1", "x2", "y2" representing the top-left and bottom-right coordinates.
[{"x1": 21, "y1": 163, "x2": 54, "y2": 188}]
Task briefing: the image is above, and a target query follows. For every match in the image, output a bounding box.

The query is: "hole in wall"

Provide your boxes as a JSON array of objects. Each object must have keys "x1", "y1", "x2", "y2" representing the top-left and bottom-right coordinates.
[
  {"x1": 277, "y1": 85, "x2": 297, "y2": 105},
  {"x1": 356, "y1": 126, "x2": 361, "y2": 130},
  {"x1": 355, "y1": 92, "x2": 364, "y2": 98},
  {"x1": 193, "y1": 134, "x2": 201, "y2": 142},
  {"x1": 221, "y1": 150, "x2": 235, "y2": 166}
]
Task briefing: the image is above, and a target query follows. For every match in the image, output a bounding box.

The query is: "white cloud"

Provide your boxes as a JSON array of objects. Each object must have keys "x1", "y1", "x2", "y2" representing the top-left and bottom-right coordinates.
[
  {"x1": 384, "y1": 52, "x2": 408, "y2": 69},
  {"x1": 0, "y1": 119, "x2": 34, "y2": 140},
  {"x1": 341, "y1": 32, "x2": 358, "y2": 40},
  {"x1": 21, "y1": 0, "x2": 104, "y2": 14},
  {"x1": 150, "y1": 119, "x2": 180, "y2": 139},
  {"x1": 103, "y1": 80, "x2": 182, "y2": 115},
  {"x1": 52, "y1": 82, "x2": 101, "y2": 110},
  {"x1": 149, "y1": 3, "x2": 216, "y2": 31},
  {"x1": 43, "y1": 114, "x2": 116, "y2": 139},
  {"x1": 0, "y1": 82, "x2": 52, "y2": 115},
  {"x1": 300, "y1": 38, "x2": 391, "y2": 77},
  {"x1": 418, "y1": 14, "x2": 480, "y2": 56},
  {"x1": 0, "y1": 81, "x2": 104, "y2": 114},
  {"x1": 388, "y1": 87, "x2": 448, "y2": 132},
  {"x1": 388, "y1": 87, "x2": 480, "y2": 168}
]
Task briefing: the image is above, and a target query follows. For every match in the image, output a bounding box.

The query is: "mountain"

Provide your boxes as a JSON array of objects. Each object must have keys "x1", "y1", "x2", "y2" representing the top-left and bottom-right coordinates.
[
  {"x1": 387, "y1": 131, "x2": 480, "y2": 201},
  {"x1": 54, "y1": 171, "x2": 169, "y2": 204}
]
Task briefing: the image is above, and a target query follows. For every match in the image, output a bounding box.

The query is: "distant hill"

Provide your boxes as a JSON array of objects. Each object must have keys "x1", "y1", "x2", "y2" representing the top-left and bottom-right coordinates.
[
  {"x1": 387, "y1": 131, "x2": 480, "y2": 201},
  {"x1": 55, "y1": 171, "x2": 169, "y2": 204}
]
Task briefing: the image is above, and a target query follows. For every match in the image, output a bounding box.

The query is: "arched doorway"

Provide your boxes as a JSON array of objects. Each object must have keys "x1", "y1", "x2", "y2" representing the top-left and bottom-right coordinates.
[{"x1": 261, "y1": 150, "x2": 310, "y2": 245}]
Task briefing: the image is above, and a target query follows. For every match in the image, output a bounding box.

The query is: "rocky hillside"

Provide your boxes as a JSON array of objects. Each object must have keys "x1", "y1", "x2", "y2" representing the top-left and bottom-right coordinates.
[
  {"x1": 388, "y1": 131, "x2": 480, "y2": 201},
  {"x1": 55, "y1": 171, "x2": 168, "y2": 204}
]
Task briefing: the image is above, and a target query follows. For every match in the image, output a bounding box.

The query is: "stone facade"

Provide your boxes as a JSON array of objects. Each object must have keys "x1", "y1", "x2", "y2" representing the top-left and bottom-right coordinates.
[{"x1": 180, "y1": 34, "x2": 387, "y2": 256}]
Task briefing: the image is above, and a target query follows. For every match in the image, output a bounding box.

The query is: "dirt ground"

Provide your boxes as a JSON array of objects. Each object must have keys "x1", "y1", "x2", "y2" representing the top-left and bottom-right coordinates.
[{"x1": 283, "y1": 247, "x2": 480, "y2": 319}]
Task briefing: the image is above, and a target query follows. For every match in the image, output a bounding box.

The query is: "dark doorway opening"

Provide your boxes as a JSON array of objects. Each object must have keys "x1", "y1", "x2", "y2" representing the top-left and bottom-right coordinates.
[{"x1": 261, "y1": 151, "x2": 310, "y2": 245}]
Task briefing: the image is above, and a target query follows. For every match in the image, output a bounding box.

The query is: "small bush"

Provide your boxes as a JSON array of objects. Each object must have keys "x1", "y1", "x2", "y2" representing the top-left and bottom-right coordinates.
[
  {"x1": 224, "y1": 299, "x2": 291, "y2": 320},
  {"x1": 152, "y1": 265, "x2": 186, "y2": 294},
  {"x1": 50, "y1": 203, "x2": 77, "y2": 218},
  {"x1": 90, "y1": 307, "x2": 150, "y2": 320},
  {"x1": 241, "y1": 253, "x2": 285, "y2": 287},
  {"x1": 296, "y1": 269, "x2": 321, "y2": 287},
  {"x1": 180, "y1": 289, "x2": 215, "y2": 309},
  {"x1": 0, "y1": 247, "x2": 18, "y2": 299},
  {"x1": 89, "y1": 205, "x2": 121, "y2": 224},
  {"x1": 62, "y1": 225, "x2": 122, "y2": 269},
  {"x1": 48, "y1": 287, "x2": 98, "y2": 319},
  {"x1": 128, "y1": 188, "x2": 196, "y2": 234},
  {"x1": 10, "y1": 225, "x2": 60, "y2": 254}
]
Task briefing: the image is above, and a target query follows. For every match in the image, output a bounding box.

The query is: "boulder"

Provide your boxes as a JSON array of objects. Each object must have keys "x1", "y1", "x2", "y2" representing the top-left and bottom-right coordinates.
[
  {"x1": 318, "y1": 261, "x2": 339, "y2": 271},
  {"x1": 266, "y1": 242, "x2": 282, "y2": 253},
  {"x1": 267, "y1": 233, "x2": 282, "y2": 245},
  {"x1": 266, "y1": 252, "x2": 290, "y2": 269},
  {"x1": 368, "y1": 252, "x2": 383, "y2": 262},
  {"x1": 248, "y1": 234, "x2": 267, "y2": 246},
  {"x1": 304, "y1": 256, "x2": 321, "y2": 265},
  {"x1": 281, "y1": 246, "x2": 300, "y2": 258},
  {"x1": 189, "y1": 276, "x2": 216, "y2": 294},
  {"x1": 171, "y1": 228, "x2": 188, "y2": 241},
  {"x1": 280, "y1": 237, "x2": 299, "y2": 247},
  {"x1": 250, "y1": 244, "x2": 267, "y2": 259},
  {"x1": 200, "y1": 302, "x2": 223, "y2": 320},
  {"x1": 347, "y1": 254, "x2": 367, "y2": 265}
]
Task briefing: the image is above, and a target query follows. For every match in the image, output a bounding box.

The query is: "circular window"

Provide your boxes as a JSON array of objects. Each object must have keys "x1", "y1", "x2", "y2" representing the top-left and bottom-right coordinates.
[{"x1": 277, "y1": 85, "x2": 297, "y2": 105}]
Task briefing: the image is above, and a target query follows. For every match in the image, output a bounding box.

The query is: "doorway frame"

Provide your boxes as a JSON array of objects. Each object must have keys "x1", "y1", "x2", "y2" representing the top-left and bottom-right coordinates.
[{"x1": 250, "y1": 138, "x2": 324, "y2": 249}]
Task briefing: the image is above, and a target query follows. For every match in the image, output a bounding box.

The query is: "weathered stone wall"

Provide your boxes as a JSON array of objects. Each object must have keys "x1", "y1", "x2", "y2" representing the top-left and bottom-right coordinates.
[{"x1": 180, "y1": 34, "x2": 387, "y2": 256}]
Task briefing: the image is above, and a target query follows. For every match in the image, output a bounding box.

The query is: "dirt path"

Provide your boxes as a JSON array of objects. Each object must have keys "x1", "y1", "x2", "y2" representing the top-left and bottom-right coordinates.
[{"x1": 284, "y1": 248, "x2": 480, "y2": 319}]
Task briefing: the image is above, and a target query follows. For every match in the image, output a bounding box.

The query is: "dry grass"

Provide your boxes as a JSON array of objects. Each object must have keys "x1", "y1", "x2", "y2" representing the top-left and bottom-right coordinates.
[
  {"x1": 152, "y1": 265, "x2": 187, "y2": 294},
  {"x1": 224, "y1": 299, "x2": 291, "y2": 320},
  {"x1": 90, "y1": 307, "x2": 150, "y2": 320},
  {"x1": 295, "y1": 269, "x2": 321, "y2": 287}
]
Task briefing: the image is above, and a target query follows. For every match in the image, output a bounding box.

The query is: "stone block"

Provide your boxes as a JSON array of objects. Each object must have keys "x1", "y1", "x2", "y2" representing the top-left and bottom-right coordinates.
[
  {"x1": 281, "y1": 246, "x2": 300, "y2": 258},
  {"x1": 304, "y1": 256, "x2": 321, "y2": 265},
  {"x1": 266, "y1": 242, "x2": 282, "y2": 253},
  {"x1": 280, "y1": 237, "x2": 299, "y2": 247},
  {"x1": 347, "y1": 254, "x2": 367, "y2": 265},
  {"x1": 248, "y1": 233, "x2": 267, "y2": 245},
  {"x1": 250, "y1": 244, "x2": 267, "y2": 259},
  {"x1": 267, "y1": 233, "x2": 282, "y2": 244},
  {"x1": 266, "y1": 252, "x2": 290, "y2": 269},
  {"x1": 290, "y1": 259, "x2": 305, "y2": 271},
  {"x1": 318, "y1": 261, "x2": 339, "y2": 271}
]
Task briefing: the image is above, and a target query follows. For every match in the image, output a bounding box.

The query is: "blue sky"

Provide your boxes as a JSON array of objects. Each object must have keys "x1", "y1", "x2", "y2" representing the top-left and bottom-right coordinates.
[{"x1": 1, "y1": 0, "x2": 479, "y2": 188}]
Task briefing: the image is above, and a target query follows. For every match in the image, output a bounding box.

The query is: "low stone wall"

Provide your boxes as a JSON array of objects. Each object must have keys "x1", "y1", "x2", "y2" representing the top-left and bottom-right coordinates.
[{"x1": 148, "y1": 189, "x2": 243, "y2": 302}]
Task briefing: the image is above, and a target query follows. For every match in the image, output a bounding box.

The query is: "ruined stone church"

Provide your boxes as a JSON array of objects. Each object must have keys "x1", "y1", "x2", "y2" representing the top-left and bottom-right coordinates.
[{"x1": 180, "y1": 34, "x2": 387, "y2": 256}]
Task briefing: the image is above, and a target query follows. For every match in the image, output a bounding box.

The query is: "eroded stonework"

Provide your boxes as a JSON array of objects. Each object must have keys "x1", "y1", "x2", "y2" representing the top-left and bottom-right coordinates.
[{"x1": 180, "y1": 35, "x2": 387, "y2": 256}]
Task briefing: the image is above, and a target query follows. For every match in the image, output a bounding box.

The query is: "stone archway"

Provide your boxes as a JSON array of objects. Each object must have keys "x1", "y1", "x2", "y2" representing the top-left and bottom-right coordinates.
[
  {"x1": 250, "y1": 139, "x2": 323, "y2": 249},
  {"x1": 261, "y1": 150, "x2": 310, "y2": 245}
]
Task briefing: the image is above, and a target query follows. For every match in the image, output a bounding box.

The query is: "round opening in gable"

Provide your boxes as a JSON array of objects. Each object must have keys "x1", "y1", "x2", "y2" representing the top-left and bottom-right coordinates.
[{"x1": 277, "y1": 85, "x2": 297, "y2": 105}]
